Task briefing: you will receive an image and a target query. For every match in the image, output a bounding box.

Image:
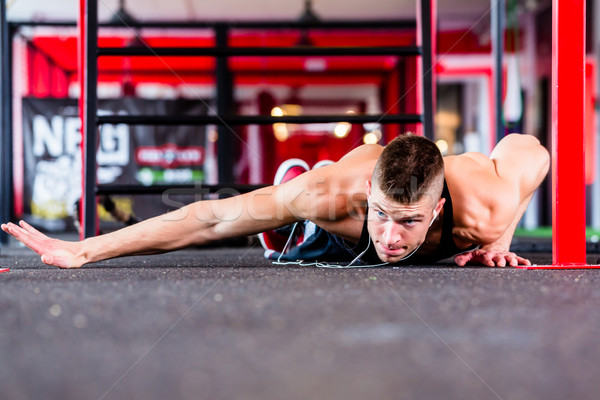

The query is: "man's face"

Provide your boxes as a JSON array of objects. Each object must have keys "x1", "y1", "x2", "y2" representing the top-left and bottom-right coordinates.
[{"x1": 366, "y1": 180, "x2": 444, "y2": 263}]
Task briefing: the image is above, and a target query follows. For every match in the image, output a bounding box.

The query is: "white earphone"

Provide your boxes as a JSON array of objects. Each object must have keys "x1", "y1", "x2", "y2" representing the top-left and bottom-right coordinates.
[{"x1": 429, "y1": 209, "x2": 438, "y2": 227}]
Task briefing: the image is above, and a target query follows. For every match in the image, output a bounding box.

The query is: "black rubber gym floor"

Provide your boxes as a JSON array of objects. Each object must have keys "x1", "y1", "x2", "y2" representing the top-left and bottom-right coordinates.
[{"x1": 1, "y1": 240, "x2": 600, "y2": 400}]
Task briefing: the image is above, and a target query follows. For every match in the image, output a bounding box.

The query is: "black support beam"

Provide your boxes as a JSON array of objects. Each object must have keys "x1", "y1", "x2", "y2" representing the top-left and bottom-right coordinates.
[
  {"x1": 0, "y1": 0, "x2": 13, "y2": 244},
  {"x1": 82, "y1": 0, "x2": 99, "y2": 238},
  {"x1": 491, "y1": 0, "x2": 505, "y2": 143},
  {"x1": 419, "y1": 0, "x2": 435, "y2": 141},
  {"x1": 96, "y1": 114, "x2": 423, "y2": 126},
  {"x1": 97, "y1": 46, "x2": 421, "y2": 57},
  {"x1": 97, "y1": 183, "x2": 267, "y2": 195},
  {"x1": 215, "y1": 23, "x2": 235, "y2": 185},
  {"x1": 10, "y1": 19, "x2": 416, "y2": 30}
]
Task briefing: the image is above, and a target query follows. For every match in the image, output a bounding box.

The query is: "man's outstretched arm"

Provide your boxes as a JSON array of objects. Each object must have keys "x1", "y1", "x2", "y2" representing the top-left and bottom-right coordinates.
[{"x1": 1, "y1": 184, "x2": 303, "y2": 269}]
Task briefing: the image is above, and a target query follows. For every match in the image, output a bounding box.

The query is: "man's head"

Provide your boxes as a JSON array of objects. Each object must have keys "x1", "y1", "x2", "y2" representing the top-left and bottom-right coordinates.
[{"x1": 367, "y1": 134, "x2": 445, "y2": 263}]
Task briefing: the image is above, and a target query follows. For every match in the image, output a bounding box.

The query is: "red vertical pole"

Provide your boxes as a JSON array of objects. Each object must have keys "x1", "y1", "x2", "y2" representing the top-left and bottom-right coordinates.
[{"x1": 552, "y1": 0, "x2": 587, "y2": 264}]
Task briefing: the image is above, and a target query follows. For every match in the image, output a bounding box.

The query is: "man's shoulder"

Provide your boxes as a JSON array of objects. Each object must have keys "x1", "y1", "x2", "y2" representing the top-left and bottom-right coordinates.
[
  {"x1": 443, "y1": 152, "x2": 493, "y2": 172},
  {"x1": 444, "y1": 152, "x2": 502, "y2": 195},
  {"x1": 307, "y1": 144, "x2": 381, "y2": 190},
  {"x1": 339, "y1": 143, "x2": 383, "y2": 161}
]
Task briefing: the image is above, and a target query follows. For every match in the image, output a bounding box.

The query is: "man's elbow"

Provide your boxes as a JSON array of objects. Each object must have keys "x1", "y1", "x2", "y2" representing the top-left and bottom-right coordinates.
[
  {"x1": 473, "y1": 206, "x2": 515, "y2": 246},
  {"x1": 531, "y1": 142, "x2": 550, "y2": 189},
  {"x1": 513, "y1": 134, "x2": 550, "y2": 192},
  {"x1": 540, "y1": 145, "x2": 550, "y2": 175},
  {"x1": 474, "y1": 223, "x2": 506, "y2": 247}
]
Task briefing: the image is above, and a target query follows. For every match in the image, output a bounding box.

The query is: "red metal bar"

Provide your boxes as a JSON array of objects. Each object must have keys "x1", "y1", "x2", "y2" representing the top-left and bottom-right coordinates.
[{"x1": 552, "y1": 0, "x2": 586, "y2": 264}]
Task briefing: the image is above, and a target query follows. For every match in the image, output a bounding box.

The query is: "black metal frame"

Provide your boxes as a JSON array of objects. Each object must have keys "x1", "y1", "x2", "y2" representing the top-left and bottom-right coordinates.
[
  {"x1": 0, "y1": 0, "x2": 12, "y2": 244},
  {"x1": 97, "y1": 46, "x2": 422, "y2": 57},
  {"x1": 97, "y1": 183, "x2": 267, "y2": 195},
  {"x1": 2, "y1": 1, "x2": 435, "y2": 238},
  {"x1": 10, "y1": 19, "x2": 417, "y2": 30},
  {"x1": 492, "y1": 0, "x2": 505, "y2": 142},
  {"x1": 82, "y1": 0, "x2": 99, "y2": 238},
  {"x1": 214, "y1": 23, "x2": 235, "y2": 186},
  {"x1": 97, "y1": 114, "x2": 423, "y2": 126},
  {"x1": 419, "y1": 0, "x2": 435, "y2": 140}
]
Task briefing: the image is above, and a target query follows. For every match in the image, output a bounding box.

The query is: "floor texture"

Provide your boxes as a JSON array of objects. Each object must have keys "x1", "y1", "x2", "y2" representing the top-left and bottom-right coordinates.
[{"x1": 1, "y1": 240, "x2": 600, "y2": 400}]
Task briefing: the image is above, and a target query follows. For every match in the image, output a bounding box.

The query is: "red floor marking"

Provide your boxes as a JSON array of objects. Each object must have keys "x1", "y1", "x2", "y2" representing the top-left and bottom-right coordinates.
[{"x1": 515, "y1": 264, "x2": 600, "y2": 270}]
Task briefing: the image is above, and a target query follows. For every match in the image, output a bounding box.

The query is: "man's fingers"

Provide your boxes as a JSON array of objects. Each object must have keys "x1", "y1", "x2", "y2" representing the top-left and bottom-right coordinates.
[
  {"x1": 2, "y1": 221, "x2": 78, "y2": 269},
  {"x1": 19, "y1": 220, "x2": 45, "y2": 238},
  {"x1": 4, "y1": 221, "x2": 46, "y2": 244},
  {"x1": 500, "y1": 252, "x2": 529, "y2": 267},
  {"x1": 493, "y1": 252, "x2": 528, "y2": 267},
  {"x1": 482, "y1": 252, "x2": 496, "y2": 267},
  {"x1": 454, "y1": 252, "x2": 473, "y2": 266},
  {"x1": 455, "y1": 249, "x2": 531, "y2": 268},
  {"x1": 494, "y1": 256, "x2": 507, "y2": 267},
  {"x1": 516, "y1": 256, "x2": 532, "y2": 266},
  {"x1": 4, "y1": 223, "x2": 46, "y2": 255},
  {"x1": 491, "y1": 252, "x2": 520, "y2": 267},
  {"x1": 9, "y1": 221, "x2": 57, "y2": 257},
  {"x1": 42, "y1": 251, "x2": 79, "y2": 269},
  {"x1": 2, "y1": 222, "x2": 18, "y2": 234},
  {"x1": 4, "y1": 223, "x2": 28, "y2": 241},
  {"x1": 41, "y1": 254, "x2": 65, "y2": 268}
]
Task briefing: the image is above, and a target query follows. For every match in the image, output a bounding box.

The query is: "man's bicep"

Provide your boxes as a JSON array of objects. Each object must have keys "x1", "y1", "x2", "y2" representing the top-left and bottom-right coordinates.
[{"x1": 190, "y1": 186, "x2": 301, "y2": 240}]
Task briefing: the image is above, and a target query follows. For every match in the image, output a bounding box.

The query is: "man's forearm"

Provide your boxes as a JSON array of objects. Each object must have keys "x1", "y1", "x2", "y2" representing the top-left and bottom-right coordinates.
[
  {"x1": 2, "y1": 184, "x2": 294, "y2": 268},
  {"x1": 77, "y1": 186, "x2": 292, "y2": 265},
  {"x1": 79, "y1": 203, "x2": 215, "y2": 265},
  {"x1": 483, "y1": 191, "x2": 535, "y2": 251}
]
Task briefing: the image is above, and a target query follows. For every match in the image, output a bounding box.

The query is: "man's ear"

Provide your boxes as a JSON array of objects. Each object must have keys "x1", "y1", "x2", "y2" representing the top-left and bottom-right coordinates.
[
  {"x1": 366, "y1": 180, "x2": 372, "y2": 197},
  {"x1": 435, "y1": 197, "x2": 446, "y2": 216}
]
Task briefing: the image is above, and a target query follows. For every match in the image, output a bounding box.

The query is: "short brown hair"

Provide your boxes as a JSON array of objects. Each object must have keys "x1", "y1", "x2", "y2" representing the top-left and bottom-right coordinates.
[{"x1": 372, "y1": 134, "x2": 444, "y2": 204}]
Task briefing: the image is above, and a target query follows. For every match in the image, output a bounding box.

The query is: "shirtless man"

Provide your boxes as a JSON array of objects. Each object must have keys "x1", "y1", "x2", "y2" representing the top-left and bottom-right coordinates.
[{"x1": 1, "y1": 133, "x2": 549, "y2": 269}]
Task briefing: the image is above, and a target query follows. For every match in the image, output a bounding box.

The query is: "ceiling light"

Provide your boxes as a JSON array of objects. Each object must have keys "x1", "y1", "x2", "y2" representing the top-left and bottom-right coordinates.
[
  {"x1": 436, "y1": 139, "x2": 449, "y2": 154},
  {"x1": 273, "y1": 123, "x2": 289, "y2": 142},
  {"x1": 334, "y1": 122, "x2": 351, "y2": 138},
  {"x1": 363, "y1": 133, "x2": 378, "y2": 144}
]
